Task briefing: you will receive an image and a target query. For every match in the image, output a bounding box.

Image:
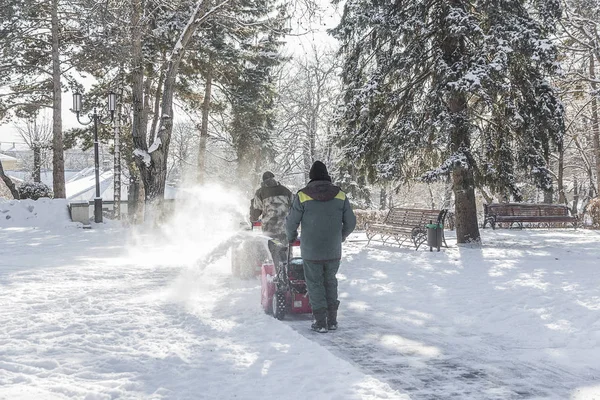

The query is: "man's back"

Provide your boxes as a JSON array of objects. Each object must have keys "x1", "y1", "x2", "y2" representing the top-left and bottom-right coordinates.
[
  {"x1": 285, "y1": 160, "x2": 357, "y2": 333},
  {"x1": 251, "y1": 175, "x2": 292, "y2": 240},
  {"x1": 286, "y1": 180, "x2": 356, "y2": 262}
]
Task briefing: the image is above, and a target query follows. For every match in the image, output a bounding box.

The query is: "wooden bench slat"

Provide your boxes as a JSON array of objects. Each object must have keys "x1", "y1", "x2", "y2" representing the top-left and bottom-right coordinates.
[
  {"x1": 483, "y1": 203, "x2": 577, "y2": 229},
  {"x1": 495, "y1": 216, "x2": 576, "y2": 222}
]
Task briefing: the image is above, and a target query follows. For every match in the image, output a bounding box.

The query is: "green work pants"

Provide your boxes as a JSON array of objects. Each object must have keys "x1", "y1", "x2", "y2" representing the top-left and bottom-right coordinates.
[{"x1": 303, "y1": 260, "x2": 341, "y2": 311}]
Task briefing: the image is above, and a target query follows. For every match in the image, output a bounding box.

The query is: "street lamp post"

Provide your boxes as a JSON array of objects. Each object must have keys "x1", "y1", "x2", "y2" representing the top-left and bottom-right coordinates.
[{"x1": 72, "y1": 92, "x2": 116, "y2": 223}]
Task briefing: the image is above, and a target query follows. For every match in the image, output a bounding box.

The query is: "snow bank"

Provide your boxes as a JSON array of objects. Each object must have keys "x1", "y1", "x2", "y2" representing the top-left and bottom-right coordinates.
[{"x1": 0, "y1": 198, "x2": 81, "y2": 229}]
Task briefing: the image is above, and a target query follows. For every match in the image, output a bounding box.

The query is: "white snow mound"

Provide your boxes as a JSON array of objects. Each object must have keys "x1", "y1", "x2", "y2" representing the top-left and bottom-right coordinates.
[{"x1": 0, "y1": 198, "x2": 80, "y2": 229}]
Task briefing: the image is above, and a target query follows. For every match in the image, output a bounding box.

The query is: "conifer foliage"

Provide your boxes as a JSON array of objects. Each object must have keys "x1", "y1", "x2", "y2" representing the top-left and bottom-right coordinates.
[{"x1": 332, "y1": 0, "x2": 565, "y2": 243}]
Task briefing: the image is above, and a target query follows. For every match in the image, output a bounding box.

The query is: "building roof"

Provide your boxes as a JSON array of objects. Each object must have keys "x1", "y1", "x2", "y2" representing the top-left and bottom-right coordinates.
[
  {"x1": 66, "y1": 169, "x2": 178, "y2": 201},
  {"x1": 0, "y1": 153, "x2": 18, "y2": 161}
]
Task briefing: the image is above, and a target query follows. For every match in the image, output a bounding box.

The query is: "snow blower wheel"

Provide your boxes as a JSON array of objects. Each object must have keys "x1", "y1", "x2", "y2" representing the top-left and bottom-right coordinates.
[{"x1": 272, "y1": 291, "x2": 286, "y2": 320}]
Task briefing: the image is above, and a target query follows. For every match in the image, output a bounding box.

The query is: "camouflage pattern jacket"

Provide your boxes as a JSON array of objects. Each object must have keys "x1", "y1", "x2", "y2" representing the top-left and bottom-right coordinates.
[{"x1": 250, "y1": 178, "x2": 293, "y2": 240}]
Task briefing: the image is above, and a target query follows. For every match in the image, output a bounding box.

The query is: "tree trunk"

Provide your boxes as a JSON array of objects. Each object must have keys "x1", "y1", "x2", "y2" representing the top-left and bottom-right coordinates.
[
  {"x1": 51, "y1": 0, "x2": 65, "y2": 198},
  {"x1": 149, "y1": 67, "x2": 165, "y2": 143},
  {"x1": 135, "y1": 0, "x2": 221, "y2": 202},
  {"x1": 114, "y1": 99, "x2": 122, "y2": 219},
  {"x1": 303, "y1": 145, "x2": 311, "y2": 182},
  {"x1": 572, "y1": 175, "x2": 579, "y2": 216},
  {"x1": 131, "y1": 0, "x2": 149, "y2": 210},
  {"x1": 543, "y1": 144, "x2": 554, "y2": 203},
  {"x1": 452, "y1": 167, "x2": 480, "y2": 243},
  {"x1": 543, "y1": 185, "x2": 554, "y2": 203},
  {"x1": 479, "y1": 187, "x2": 493, "y2": 204},
  {"x1": 573, "y1": 133, "x2": 596, "y2": 198},
  {"x1": 442, "y1": 180, "x2": 454, "y2": 208},
  {"x1": 302, "y1": 90, "x2": 313, "y2": 183},
  {"x1": 303, "y1": 68, "x2": 320, "y2": 183},
  {"x1": 0, "y1": 158, "x2": 20, "y2": 199},
  {"x1": 590, "y1": 53, "x2": 600, "y2": 196},
  {"x1": 442, "y1": 2, "x2": 480, "y2": 244},
  {"x1": 449, "y1": 94, "x2": 480, "y2": 243},
  {"x1": 143, "y1": 76, "x2": 152, "y2": 139},
  {"x1": 197, "y1": 64, "x2": 212, "y2": 184},
  {"x1": 379, "y1": 186, "x2": 387, "y2": 210},
  {"x1": 310, "y1": 71, "x2": 319, "y2": 167},
  {"x1": 427, "y1": 184, "x2": 435, "y2": 209},
  {"x1": 558, "y1": 140, "x2": 566, "y2": 204},
  {"x1": 235, "y1": 130, "x2": 259, "y2": 186},
  {"x1": 33, "y1": 145, "x2": 41, "y2": 183},
  {"x1": 128, "y1": 175, "x2": 139, "y2": 222}
]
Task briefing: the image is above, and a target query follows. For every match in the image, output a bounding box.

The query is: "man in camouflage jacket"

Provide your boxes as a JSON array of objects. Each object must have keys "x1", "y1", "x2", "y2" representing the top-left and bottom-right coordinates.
[{"x1": 250, "y1": 171, "x2": 293, "y2": 241}]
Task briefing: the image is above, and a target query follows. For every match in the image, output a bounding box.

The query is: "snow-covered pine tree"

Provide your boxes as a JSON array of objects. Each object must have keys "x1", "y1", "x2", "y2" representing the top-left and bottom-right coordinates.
[
  {"x1": 176, "y1": 0, "x2": 283, "y2": 184},
  {"x1": 332, "y1": 0, "x2": 565, "y2": 243},
  {"x1": 336, "y1": 163, "x2": 373, "y2": 208},
  {"x1": 0, "y1": 0, "x2": 84, "y2": 198},
  {"x1": 229, "y1": 6, "x2": 289, "y2": 185}
]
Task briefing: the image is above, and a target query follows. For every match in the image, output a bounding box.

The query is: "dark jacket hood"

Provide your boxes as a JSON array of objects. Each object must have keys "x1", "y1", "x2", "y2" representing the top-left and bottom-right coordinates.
[
  {"x1": 261, "y1": 178, "x2": 279, "y2": 188},
  {"x1": 302, "y1": 180, "x2": 340, "y2": 201}
]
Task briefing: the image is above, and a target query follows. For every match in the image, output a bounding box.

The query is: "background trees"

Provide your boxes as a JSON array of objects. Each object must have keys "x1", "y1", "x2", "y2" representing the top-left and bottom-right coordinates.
[
  {"x1": 332, "y1": 0, "x2": 565, "y2": 242},
  {"x1": 2, "y1": 0, "x2": 600, "y2": 230}
]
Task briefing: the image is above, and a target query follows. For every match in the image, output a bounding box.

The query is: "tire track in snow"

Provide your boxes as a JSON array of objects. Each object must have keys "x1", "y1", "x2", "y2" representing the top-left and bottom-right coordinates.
[{"x1": 284, "y1": 313, "x2": 578, "y2": 399}]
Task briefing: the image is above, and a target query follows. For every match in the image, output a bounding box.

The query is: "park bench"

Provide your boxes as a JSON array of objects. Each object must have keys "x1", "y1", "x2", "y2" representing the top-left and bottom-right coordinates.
[
  {"x1": 482, "y1": 203, "x2": 578, "y2": 229},
  {"x1": 366, "y1": 207, "x2": 448, "y2": 250}
]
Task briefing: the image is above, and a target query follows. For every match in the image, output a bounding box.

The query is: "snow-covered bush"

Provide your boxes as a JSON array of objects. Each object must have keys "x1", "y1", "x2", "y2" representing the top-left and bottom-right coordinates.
[
  {"x1": 354, "y1": 209, "x2": 387, "y2": 230},
  {"x1": 588, "y1": 197, "x2": 600, "y2": 229},
  {"x1": 17, "y1": 182, "x2": 53, "y2": 200}
]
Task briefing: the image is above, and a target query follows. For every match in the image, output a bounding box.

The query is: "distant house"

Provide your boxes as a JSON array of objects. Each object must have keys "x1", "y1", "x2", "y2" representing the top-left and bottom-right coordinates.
[
  {"x1": 66, "y1": 168, "x2": 178, "y2": 201},
  {"x1": 0, "y1": 179, "x2": 11, "y2": 198},
  {"x1": 0, "y1": 153, "x2": 18, "y2": 170},
  {"x1": 64, "y1": 168, "x2": 179, "y2": 218},
  {"x1": 0, "y1": 171, "x2": 22, "y2": 199}
]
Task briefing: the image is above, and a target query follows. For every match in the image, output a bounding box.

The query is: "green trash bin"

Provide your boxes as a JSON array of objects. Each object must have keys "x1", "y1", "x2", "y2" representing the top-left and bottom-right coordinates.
[{"x1": 426, "y1": 221, "x2": 443, "y2": 252}]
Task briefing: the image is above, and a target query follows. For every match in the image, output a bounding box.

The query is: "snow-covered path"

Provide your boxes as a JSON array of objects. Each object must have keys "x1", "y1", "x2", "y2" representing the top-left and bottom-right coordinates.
[
  {"x1": 1, "y1": 219, "x2": 599, "y2": 399},
  {"x1": 0, "y1": 226, "x2": 401, "y2": 399},
  {"x1": 289, "y1": 230, "x2": 600, "y2": 399}
]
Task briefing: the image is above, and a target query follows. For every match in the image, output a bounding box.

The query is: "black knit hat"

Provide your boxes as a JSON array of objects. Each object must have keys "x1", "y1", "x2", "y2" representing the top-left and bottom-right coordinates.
[
  {"x1": 309, "y1": 161, "x2": 331, "y2": 182},
  {"x1": 262, "y1": 171, "x2": 275, "y2": 182}
]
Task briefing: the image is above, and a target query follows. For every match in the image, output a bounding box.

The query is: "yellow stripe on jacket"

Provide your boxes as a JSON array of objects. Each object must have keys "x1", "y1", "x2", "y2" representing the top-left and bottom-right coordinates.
[{"x1": 298, "y1": 191, "x2": 346, "y2": 203}]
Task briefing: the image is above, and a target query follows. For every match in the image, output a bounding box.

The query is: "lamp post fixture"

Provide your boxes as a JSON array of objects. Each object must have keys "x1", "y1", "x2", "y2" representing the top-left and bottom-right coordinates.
[{"x1": 72, "y1": 92, "x2": 116, "y2": 223}]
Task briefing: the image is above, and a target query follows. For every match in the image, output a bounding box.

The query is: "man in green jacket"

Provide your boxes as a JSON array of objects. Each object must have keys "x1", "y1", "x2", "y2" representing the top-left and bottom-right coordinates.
[{"x1": 286, "y1": 161, "x2": 357, "y2": 333}]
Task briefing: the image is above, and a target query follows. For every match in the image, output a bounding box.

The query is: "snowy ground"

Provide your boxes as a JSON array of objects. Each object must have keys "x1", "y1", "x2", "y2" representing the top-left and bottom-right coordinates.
[{"x1": 1, "y1": 196, "x2": 600, "y2": 399}]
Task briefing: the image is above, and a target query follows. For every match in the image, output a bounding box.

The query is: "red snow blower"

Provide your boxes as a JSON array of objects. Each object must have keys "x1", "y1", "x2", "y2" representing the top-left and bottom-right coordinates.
[{"x1": 261, "y1": 238, "x2": 312, "y2": 320}]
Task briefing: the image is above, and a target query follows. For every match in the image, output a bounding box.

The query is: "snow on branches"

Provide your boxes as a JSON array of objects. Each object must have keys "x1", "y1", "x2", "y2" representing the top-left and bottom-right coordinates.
[{"x1": 333, "y1": 0, "x2": 565, "y2": 198}]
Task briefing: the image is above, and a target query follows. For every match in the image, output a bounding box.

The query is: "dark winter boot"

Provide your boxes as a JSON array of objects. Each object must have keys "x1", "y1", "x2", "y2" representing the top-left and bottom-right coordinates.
[
  {"x1": 311, "y1": 308, "x2": 328, "y2": 333},
  {"x1": 327, "y1": 300, "x2": 340, "y2": 330}
]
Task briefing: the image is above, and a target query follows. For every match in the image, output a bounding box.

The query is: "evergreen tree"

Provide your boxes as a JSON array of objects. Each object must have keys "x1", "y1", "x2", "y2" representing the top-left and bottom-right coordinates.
[
  {"x1": 332, "y1": 0, "x2": 565, "y2": 243},
  {"x1": 0, "y1": 0, "x2": 83, "y2": 198},
  {"x1": 229, "y1": 7, "x2": 289, "y2": 185},
  {"x1": 336, "y1": 163, "x2": 372, "y2": 208}
]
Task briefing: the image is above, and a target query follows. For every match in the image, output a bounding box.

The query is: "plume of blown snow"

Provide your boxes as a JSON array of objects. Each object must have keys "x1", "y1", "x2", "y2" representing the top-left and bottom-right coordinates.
[{"x1": 127, "y1": 183, "x2": 250, "y2": 269}]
